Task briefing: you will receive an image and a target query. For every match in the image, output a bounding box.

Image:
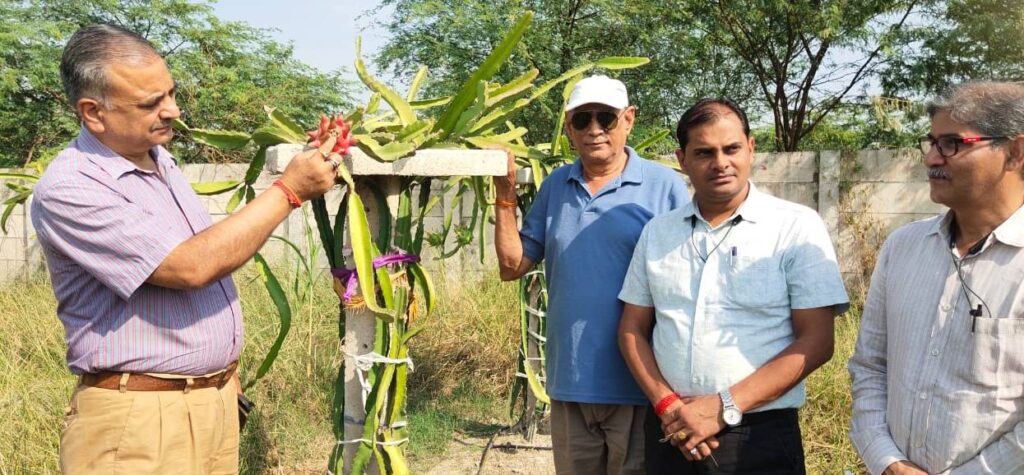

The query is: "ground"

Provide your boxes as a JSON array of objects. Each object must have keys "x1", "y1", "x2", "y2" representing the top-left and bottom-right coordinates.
[{"x1": 425, "y1": 433, "x2": 555, "y2": 475}]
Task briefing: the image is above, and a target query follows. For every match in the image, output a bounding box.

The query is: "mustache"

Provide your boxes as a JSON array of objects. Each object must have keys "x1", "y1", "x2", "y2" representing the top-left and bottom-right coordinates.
[{"x1": 928, "y1": 168, "x2": 950, "y2": 179}]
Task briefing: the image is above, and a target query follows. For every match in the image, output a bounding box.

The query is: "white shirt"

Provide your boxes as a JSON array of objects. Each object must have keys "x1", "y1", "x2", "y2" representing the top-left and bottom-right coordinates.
[
  {"x1": 849, "y1": 208, "x2": 1024, "y2": 475},
  {"x1": 618, "y1": 182, "x2": 849, "y2": 411}
]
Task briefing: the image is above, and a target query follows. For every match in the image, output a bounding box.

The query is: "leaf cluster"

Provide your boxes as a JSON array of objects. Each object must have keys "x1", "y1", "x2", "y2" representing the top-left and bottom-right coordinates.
[{"x1": 0, "y1": 0, "x2": 356, "y2": 167}]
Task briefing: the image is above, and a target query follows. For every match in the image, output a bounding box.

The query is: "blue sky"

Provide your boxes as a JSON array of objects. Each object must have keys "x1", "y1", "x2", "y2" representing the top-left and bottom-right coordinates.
[{"x1": 212, "y1": 0, "x2": 393, "y2": 100}]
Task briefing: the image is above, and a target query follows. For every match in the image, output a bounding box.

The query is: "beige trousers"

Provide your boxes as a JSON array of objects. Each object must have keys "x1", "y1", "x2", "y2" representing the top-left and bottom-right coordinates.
[
  {"x1": 550, "y1": 400, "x2": 646, "y2": 475},
  {"x1": 60, "y1": 376, "x2": 239, "y2": 475}
]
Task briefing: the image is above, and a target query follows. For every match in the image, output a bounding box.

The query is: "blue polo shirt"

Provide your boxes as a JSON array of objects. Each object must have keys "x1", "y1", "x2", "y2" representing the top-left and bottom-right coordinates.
[{"x1": 521, "y1": 146, "x2": 689, "y2": 404}]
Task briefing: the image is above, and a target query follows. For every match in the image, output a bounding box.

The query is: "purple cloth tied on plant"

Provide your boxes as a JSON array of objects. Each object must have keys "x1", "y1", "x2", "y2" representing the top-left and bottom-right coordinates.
[{"x1": 330, "y1": 250, "x2": 421, "y2": 302}]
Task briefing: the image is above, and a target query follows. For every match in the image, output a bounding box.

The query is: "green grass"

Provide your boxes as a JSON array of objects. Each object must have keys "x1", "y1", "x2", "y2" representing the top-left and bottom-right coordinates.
[{"x1": 0, "y1": 269, "x2": 866, "y2": 474}]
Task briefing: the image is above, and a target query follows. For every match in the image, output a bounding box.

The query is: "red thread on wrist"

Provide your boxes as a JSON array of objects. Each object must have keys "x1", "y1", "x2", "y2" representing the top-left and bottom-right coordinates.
[
  {"x1": 272, "y1": 179, "x2": 302, "y2": 209},
  {"x1": 495, "y1": 199, "x2": 517, "y2": 209},
  {"x1": 654, "y1": 393, "x2": 680, "y2": 416}
]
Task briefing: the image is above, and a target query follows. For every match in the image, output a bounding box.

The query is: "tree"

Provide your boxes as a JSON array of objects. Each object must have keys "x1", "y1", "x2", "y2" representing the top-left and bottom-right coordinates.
[
  {"x1": 689, "y1": 0, "x2": 921, "y2": 151},
  {"x1": 373, "y1": 0, "x2": 759, "y2": 151},
  {"x1": 880, "y1": 0, "x2": 1024, "y2": 98},
  {"x1": 0, "y1": 0, "x2": 356, "y2": 167}
]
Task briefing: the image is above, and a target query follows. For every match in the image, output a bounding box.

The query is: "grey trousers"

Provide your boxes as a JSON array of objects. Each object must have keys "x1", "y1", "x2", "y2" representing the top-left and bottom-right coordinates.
[{"x1": 550, "y1": 400, "x2": 646, "y2": 475}]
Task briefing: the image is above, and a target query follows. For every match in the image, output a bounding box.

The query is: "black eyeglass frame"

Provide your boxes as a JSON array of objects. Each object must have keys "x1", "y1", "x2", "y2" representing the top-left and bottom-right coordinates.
[
  {"x1": 919, "y1": 134, "x2": 1009, "y2": 158},
  {"x1": 569, "y1": 109, "x2": 626, "y2": 132}
]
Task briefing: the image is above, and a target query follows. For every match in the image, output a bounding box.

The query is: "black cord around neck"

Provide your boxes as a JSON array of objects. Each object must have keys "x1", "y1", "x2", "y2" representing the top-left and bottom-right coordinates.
[
  {"x1": 689, "y1": 214, "x2": 742, "y2": 263},
  {"x1": 948, "y1": 218, "x2": 992, "y2": 328}
]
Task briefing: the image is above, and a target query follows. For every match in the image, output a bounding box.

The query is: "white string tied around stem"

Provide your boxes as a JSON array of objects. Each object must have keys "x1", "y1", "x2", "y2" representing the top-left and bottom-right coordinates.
[{"x1": 344, "y1": 351, "x2": 415, "y2": 407}]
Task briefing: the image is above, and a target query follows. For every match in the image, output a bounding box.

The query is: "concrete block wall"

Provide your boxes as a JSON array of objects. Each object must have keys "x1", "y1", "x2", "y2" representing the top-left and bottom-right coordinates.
[
  {"x1": 836, "y1": 149, "x2": 944, "y2": 287},
  {"x1": 0, "y1": 149, "x2": 938, "y2": 285}
]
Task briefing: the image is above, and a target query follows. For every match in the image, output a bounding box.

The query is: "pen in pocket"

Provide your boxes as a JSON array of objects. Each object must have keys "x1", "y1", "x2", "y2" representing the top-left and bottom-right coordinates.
[{"x1": 730, "y1": 246, "x2": 737, "y2": 267}]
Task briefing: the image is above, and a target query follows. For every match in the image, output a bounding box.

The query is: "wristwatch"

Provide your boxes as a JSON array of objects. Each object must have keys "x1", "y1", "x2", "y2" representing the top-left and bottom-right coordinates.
[{"x1": 719, "y1": 389, "x2": 742, "y2": 427}]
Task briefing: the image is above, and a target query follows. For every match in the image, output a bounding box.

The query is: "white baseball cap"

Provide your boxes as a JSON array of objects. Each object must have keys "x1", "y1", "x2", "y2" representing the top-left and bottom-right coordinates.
[{"x1": 564, "y1": 75, "x2": 629, "y2": 112}]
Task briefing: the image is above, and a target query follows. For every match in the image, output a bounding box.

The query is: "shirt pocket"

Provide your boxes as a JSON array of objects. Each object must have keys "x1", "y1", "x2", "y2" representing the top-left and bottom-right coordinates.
[
  {"x1": 723, "y1": 255, "x2": 788, "y2": 309},
  {"x1": 962, "y1": 317, "x2": 1024, "y2": 391}
]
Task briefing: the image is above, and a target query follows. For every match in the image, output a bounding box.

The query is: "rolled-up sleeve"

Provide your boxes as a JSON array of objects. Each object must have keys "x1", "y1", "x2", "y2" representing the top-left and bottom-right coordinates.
[
  {"x1": 34, "y1": 180, "x2": 184, "y2": 300},
  {"x1": 849, "y1": 239, "x2": 908, "y2": 475}
]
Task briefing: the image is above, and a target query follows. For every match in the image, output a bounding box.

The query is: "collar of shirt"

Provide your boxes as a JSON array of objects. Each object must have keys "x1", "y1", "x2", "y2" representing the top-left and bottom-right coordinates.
[
  {"x1": 679, "y1": 181, "x2": 768, "y2": 227},
  {"x1": 75, "y1": 127, "x2": 175, "y2": 180},
  {"x1": 927, "y1": 205, "x2": 1024, "y2": 250},
  {"x1": 566, "y1": 145, "x2": 645, "y2": 189}
]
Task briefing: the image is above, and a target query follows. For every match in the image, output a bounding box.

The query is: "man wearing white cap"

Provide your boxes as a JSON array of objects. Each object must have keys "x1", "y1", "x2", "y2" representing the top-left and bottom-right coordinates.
[{"x1": 493, "y1": 75, "x2": 690, "y2": 473}]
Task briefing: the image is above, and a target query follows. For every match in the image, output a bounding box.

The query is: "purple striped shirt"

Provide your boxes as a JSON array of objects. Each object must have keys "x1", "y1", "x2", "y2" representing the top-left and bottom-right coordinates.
[{"x1": 32, "y1": 128, "x2": 242, "y2": 375}]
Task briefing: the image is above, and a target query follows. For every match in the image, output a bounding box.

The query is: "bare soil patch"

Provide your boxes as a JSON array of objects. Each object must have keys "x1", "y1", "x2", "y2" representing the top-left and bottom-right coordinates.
[{"x1": 424, "y1": 432, "x2": 555, "y2": 475}]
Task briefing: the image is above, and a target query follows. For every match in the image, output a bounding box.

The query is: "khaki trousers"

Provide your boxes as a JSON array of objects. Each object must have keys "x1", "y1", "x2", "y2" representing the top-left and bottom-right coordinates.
[
  {"x1": 60, "y1": 376, "x2": 239, "y2": 475},
  {"x1": 550, "y1": 400, "x2": 646, "y2": 475}
]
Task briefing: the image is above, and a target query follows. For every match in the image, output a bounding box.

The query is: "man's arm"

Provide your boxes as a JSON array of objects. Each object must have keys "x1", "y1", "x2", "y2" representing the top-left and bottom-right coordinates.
[
  {"x1": 148, "y1": 141, "x2": 339, "y2": 289},
  {"x1": 493, "y1": 150, "x2": 534, "y2": 281},
  {"x1": 619, "y1": 298, "x2": 719, "y2": 460},
  {"x1": 847, "y1": 241, "x2": 919, "y2": 475},
  {"x1": 665, "y1": 306, "x2": 836, "y2": 453},
  {"x1": 619, "y1": 303, "x2": 676, "y2": 405}
]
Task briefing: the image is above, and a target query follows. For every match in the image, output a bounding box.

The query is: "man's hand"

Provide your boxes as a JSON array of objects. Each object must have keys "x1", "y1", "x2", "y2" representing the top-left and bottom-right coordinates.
[
  {"x1": 492, "y1": 147, "x2": 533, "y2": 281},
  {"x1": 659, "y1": 397, "x2": 723, "y2": 461},
  {"x1": 493, "y1": 148, "x2": 517, "y2": 200},
  {"x1": 280, "y1": 135, "x2": 341, "y2": 201},
  {"x1": 883, "y1": 461, "x2": 928, "y2": 475}
]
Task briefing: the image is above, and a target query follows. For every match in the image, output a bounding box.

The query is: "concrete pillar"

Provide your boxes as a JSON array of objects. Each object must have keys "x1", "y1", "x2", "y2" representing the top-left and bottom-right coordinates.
[{"x1": 266, "y1": 144, "x2": 505, "y2": 474}]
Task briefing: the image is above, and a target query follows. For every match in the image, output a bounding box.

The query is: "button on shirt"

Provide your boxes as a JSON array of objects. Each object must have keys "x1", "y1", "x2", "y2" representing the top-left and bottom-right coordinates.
[
  {"x1": 520, "y1": 146, "x2": 689, "y2": 404},
  {"x1": 618, "y1": 183, "x2": 848, "y2": 411},
  {"x1": 32, "y1": 128, "x2": 242, "y2": 375},
  {"x1": 849, "y1": 208, "x2": 1024, "y2": 475}
]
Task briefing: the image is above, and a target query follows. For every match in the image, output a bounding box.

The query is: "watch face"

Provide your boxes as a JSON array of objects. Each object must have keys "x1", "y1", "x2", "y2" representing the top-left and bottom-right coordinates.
[{"x1": 723, "y1": 408, "x2": 742, "y2": 425}]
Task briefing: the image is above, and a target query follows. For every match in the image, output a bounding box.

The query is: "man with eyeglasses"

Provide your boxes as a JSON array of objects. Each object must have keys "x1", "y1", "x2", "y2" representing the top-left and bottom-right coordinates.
[
  {"x1": 32, "y1": 25, "x2": 338, "y2": 473},
  {"x1": 850, "y1": 81, "x2": 1024, "y2": 475},
  {"x1": 493, "y1": 75, "x2": 689, "y2": 474},
  {"x1": 617, "y1": 98, "x2": 848, "y2": 474}
]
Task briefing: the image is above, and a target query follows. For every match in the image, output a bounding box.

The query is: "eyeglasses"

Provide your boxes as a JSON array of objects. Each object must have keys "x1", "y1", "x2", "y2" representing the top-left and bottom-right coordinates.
[
  {"x1": 919, "y1": 135, "x2": 1008, "y2": 158},
  {"x1": 569, "y1": 109, "x2": 624, "y2": 131}
]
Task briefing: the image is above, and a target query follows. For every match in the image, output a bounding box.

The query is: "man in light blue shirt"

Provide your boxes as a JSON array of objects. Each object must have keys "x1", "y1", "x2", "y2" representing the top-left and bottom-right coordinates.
[
  {"x1": 618, "y1": 99, "x2": 848, "y2": 474},
  {"x1": 493, "y1": 75, "x2": 689, "y2": 474}
]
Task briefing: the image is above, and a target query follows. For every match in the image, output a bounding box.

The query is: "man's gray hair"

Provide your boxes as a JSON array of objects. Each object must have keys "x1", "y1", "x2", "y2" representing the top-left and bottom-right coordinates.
[
  {"x1": 926, "y1": 82, "x2": 1024, "y2": 144},
  {"x1": 60, "y1": 24, "x2": 161, "y2": 108}
]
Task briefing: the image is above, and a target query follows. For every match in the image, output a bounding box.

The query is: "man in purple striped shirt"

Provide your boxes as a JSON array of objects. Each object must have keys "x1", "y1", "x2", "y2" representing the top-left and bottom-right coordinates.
[{"x1": 32, "y1": 24, "x2": 338, "y2": 474}]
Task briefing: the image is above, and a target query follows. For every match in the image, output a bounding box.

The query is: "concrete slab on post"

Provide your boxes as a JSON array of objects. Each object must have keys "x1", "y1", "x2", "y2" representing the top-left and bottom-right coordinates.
[{"x1": 266, "y1": 144, "x2": 507, "y2": 177}]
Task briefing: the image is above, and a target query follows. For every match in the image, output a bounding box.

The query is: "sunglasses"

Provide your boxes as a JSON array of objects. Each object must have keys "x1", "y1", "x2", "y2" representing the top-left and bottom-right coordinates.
[{"x1": 569, "y1": 109, "x2": 624, "y2": 131}]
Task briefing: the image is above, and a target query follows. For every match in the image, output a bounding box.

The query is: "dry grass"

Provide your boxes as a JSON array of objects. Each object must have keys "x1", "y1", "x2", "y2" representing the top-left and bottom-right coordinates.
[
  {"x1": 0, "y1": 267, "x2": 868, "y2": 474},
  {"x1": 801, "y1": 303, "x2": 865, "y2": 474},
  {"x1": 407, "y1": 271, "x2": 519, "y2": 399},
  {"x1": 0, "y1": 276, "x2": 67, "y2": 475}
]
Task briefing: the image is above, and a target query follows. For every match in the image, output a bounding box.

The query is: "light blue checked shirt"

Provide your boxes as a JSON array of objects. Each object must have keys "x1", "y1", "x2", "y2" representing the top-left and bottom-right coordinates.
[{"x1": 619, "y1": 182, "x2": 848, "y2": 411}]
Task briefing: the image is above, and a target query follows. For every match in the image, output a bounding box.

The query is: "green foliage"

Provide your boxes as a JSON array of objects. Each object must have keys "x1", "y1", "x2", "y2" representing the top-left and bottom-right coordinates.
[
  {"x1": 0, "y1": 0, "x2": 355, "y2": 167},
  {"x1": 753, "y1": 99, "x2": 928, "y2": 153},
  {"x1": 244, "y1": 253, "x2": 292, "y2": 391},
  {"x1": 881, "y1": 0, "x2": 1024, "y2": 97},
  {"x1": 685, "y1": 0, "x2": 921, "y2": 151},
  {"x1": 374, "y1": 0, "x2": 757, "y2": 149}
]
